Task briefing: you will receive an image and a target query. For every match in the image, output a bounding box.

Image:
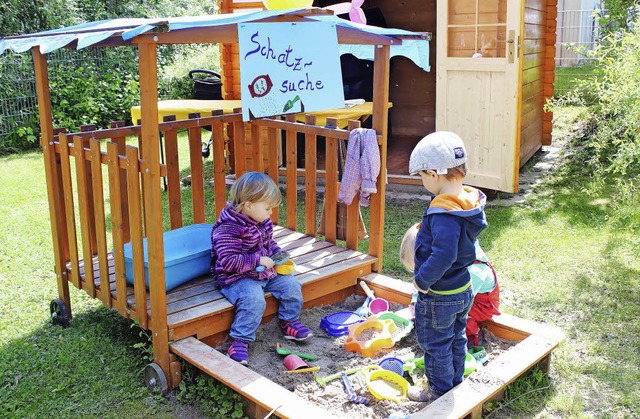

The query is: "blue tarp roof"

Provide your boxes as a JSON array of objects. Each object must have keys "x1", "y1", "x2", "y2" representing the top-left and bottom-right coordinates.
[{"x1": 0, "y1": 9, "x2": 430, "y2": 71}]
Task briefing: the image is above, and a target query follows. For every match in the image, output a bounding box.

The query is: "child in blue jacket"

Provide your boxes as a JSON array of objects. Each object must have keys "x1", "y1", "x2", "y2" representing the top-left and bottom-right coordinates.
[{"x1": 406, "y1": 132, "x2": 488, "y2": 402}]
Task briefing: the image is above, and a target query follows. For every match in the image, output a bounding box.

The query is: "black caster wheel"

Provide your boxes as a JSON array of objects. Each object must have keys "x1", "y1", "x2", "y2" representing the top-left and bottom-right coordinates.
[
  {"x1": 50, "y1": 298, "x2": 70, "y2": 327},
  {"x1": 144, "y1": 363, "x2": 168, "y2": 394}
]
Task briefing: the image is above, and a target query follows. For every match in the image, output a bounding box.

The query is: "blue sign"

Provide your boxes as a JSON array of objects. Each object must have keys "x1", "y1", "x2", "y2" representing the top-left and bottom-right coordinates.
[{"x1": 238, "y1": 22, "x2": 345, "y2": 121}]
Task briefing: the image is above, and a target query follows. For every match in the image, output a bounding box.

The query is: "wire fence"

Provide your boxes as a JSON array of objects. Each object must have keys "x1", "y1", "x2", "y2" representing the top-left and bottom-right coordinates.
[
  {"x1": 0, "y1": 48, "x2": 113, "y2": 143},
  {"x1": 0, "y1": 52, "x2": 38, "y2": 139},
  {"x1": 554, "y1": 7, "x2": 603, "y2": 97}
]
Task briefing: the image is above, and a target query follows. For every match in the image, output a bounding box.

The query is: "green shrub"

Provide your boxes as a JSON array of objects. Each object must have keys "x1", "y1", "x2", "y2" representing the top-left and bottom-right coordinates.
[
  {"x1": 550, "y1": 17, "x2": 640, "y2": 228},
  {"x1": 48, "y1": 48, "x2": 140, "y2": 131},
  {"x1": 158, "y1": 44, "x2": 222, "y2": 100},
  {"x1": 579, "y1": 22, "x2": 640, "y2": 178},
  {"x1": 176, "y1": 364, "x2": 247, "y2": 418}
]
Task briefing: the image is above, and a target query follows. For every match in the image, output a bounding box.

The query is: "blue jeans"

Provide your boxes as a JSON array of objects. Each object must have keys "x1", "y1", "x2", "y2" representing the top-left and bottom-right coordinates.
[
  {"x1": 414, "y1": 287, "x2": 473, "y2": 395},
  {"x1": 220, "y1": 274, "x2": 303, "y2": 342}
]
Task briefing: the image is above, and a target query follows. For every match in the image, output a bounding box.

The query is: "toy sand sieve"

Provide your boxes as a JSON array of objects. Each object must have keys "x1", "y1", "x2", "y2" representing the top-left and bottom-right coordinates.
[
  {"x1": 320, "y1": 311, "x2": 364, "y2": 337},
  {"x1": 378, "y1": 357, "x2": 405, "y2": 376},
  {"x1": 361, "y1": 365, "x2": 409, "y2": 403}
]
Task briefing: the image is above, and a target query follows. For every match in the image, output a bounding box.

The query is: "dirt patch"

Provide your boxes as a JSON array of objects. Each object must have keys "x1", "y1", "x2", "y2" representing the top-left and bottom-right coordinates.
[{"x1": 218, "y1": 295, "x2": 516, "y2": 418}]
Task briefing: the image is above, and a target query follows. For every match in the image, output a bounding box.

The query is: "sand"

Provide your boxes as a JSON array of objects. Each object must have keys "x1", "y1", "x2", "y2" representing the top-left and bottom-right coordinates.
[{"x1": 217, "y1": 295, "x2": 514, "y2": 418}]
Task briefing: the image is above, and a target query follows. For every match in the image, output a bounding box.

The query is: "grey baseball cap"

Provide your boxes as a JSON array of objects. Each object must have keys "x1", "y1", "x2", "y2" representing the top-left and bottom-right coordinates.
[{"x1": 408, "y1": 131, "x2": 467, "y2": 175}]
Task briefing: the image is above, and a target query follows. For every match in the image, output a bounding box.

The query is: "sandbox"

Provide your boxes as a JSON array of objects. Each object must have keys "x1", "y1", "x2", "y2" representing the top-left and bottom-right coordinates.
[{"x1": 170, "y1": 274, "x2": 565, "y2": 418}]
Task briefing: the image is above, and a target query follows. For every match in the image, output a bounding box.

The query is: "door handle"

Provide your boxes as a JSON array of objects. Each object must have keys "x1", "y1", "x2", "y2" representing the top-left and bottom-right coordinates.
[
  {"x1": 507, "y1": 30, "x2": 515, "y2": 63},
  {"x1": 507, "y1": 30, "x2": 520, "y2": 63}
]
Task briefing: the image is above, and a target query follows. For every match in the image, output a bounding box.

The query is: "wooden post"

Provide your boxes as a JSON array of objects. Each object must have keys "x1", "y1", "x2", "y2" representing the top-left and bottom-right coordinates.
[
  {"x1": 137, "y1": 40, "x2": 170, "y2": 377},
  {"x1": 285, "y1": 114, "x2": 297, "y2": 231},
  {"x1": 163, "y1": 115, "x2": 183, "y2": 229},
  {"x1": 110, "y1": 121, "x2": 131, "y2": 243},
  {"x1": 89, "y1": 140, "x2": 112, "y2": 308},
  {"x1": 211, "y1": 110, "x2": 227, "y2": 216},
  {"x1": 369, "y1": 45, "x2": 390, "y2": 272},
  {"x1": 33, "y1": 47, "x2": 72, "y2": 316},
  {"x1": 304, "y1": 115, "x2": 317, "y2": 236},
  {"x1": 188, "y1": 112, "x2": 206, "y2": 224},
  {"x1": 324, "y1": 118, "x2": 339, "y2": 244},
  {"x1": 345, "y1": 120, "x2": 361, "y2": 250},
  {"x1": 74, "y1": 136, "x2": 96, "y2": 298}
]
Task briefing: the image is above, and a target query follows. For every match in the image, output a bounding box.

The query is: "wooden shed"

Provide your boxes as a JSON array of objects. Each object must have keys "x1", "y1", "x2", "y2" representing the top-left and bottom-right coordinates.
[{"x1": 219, "y1": 0, "x2": 558, "y2": 192}]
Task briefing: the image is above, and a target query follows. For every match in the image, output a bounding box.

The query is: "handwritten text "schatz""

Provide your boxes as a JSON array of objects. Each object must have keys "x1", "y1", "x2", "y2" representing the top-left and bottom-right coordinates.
[{"x1": 244, "y1": 31, "x2": 312, "y2": 71}]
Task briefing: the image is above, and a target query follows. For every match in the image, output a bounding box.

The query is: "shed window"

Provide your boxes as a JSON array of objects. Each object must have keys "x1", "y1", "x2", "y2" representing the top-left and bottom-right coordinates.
[{"x1": 447, "y1": 0, "x2": 507, "y2": 58}]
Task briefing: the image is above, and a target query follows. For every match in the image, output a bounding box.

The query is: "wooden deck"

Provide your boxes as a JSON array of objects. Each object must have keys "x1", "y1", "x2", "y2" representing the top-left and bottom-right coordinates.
[{"x1": 74, "y1": 226, "x2": 377, "y2": 342}]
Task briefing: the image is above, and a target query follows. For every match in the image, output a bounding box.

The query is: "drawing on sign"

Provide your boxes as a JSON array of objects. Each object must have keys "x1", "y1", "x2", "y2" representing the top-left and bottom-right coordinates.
[
  {"x1": 283, "y1": 95, "x2": 302, "y2": 113},
  {"x1": 248, "y1": 74, "x2": 273, "y2": 98}
]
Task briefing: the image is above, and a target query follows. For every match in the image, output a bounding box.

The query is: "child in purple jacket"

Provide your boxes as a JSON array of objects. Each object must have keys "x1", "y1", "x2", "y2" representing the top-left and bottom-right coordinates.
[{"x1": 211, "y1": 172, "x2": 312, "y2": 365}]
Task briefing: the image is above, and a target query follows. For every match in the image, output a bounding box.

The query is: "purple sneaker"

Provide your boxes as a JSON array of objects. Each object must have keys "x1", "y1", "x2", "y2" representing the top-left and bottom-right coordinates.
[
  {"x1": 227, "y1": 340, "x2": 249, "y2": 365},
  {"x1": 280, "y1": 319, "x2": 313, "y2": 341}
]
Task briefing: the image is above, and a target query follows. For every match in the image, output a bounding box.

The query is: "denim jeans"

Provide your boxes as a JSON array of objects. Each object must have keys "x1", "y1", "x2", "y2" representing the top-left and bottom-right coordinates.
[
  {"x1": 414, "y1": 286, "x2": 474, "y2": 395},
  {"x1": 220, "y1": 273, "x2": 303, "y2": 342}
]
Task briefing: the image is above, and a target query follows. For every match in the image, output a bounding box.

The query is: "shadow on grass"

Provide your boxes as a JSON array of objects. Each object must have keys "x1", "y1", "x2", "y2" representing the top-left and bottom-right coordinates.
[{"x1": 0, "y1": 305, "x2": 152, "y2": 417}]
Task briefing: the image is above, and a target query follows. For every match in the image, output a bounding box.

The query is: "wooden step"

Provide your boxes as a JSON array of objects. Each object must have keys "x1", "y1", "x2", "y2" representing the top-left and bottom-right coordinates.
[{"x1": 170, "y1": 337, "x2": 341, "y2": 419}]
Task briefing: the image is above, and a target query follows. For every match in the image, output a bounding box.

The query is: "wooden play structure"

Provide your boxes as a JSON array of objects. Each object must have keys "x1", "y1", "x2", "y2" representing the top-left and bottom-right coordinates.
[
  {"x1": 220, "y1": 0, "x2": 560, "y2": 192},
  {"x1": 1, "y1": 6, "x2": 565, "y2": 418}
]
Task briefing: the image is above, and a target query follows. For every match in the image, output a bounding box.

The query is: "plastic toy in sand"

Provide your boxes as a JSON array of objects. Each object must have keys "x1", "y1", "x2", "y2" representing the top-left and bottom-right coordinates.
[
  {"x1": 320, "y1": 311, "x2": 364, "y2": 336},
  {"x1": 361, "y1": 365, "x2": 409, "y2": 403},
  {"x1": 344, "y1": 315, "x2": 396, "y2": 357}
]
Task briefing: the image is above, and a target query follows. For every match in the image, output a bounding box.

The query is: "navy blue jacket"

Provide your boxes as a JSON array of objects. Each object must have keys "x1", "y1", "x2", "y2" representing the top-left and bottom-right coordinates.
[{"x1": 414, "y1": 186, "x2": 488, "y2": 293}]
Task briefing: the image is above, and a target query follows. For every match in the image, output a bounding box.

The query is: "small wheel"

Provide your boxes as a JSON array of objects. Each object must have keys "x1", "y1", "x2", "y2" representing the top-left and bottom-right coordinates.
[
  {"x1": 144, "y1": 363, "x2": 169, "y2": 394},
  {"x1": 50, "y1": 298, "x2": 70, "y2": 327}
]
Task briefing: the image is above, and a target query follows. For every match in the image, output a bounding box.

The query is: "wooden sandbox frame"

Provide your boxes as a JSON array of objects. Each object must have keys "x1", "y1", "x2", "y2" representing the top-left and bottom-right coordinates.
[{"x1": 5, "y1": 7, "x2": 565, "y2": 419}]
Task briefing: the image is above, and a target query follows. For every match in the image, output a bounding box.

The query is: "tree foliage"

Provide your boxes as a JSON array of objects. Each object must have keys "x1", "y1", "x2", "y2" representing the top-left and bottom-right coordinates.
[{"x1": 598, "y1": 0, "x2": 640, "y2": 35}]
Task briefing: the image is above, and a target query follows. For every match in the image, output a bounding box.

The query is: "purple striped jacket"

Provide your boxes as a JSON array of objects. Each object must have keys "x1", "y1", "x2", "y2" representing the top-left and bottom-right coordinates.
[{"x1": 210, "y1": 203, "x2": 282, "y2": 287}]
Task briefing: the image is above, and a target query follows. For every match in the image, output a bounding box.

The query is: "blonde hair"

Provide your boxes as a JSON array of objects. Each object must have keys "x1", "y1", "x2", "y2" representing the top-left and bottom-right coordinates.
[
  {"x1": 443, "y1": 162, "x2": 468, "y2": 179},
  {"x1": 399, "y1": 223, "x2": 421, "y2": 272},
  {"x1": 230, "y1": 172, "x2": 282, "y2": 212},
  {"x1": 421, "y1": 163, "x2": 467, "y2": 180}
]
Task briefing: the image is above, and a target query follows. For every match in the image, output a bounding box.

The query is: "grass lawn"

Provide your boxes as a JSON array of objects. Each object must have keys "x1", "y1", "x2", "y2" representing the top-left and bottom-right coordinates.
[{"x1": 1, "y1": 105, "x2": 638, "y2": 417}]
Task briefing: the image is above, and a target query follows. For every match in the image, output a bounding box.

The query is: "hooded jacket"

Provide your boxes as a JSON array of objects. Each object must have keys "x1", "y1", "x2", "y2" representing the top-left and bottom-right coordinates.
[
  {"x1": 414, "y1": 186, "x2": 488, "y2": 294},
  {"x1": 210, "y1": 203, "x2": 282, "y2": 287}
]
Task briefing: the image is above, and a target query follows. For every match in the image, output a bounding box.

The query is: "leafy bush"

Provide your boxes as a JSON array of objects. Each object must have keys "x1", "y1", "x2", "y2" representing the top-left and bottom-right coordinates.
[
  {"x1": 176, "y1": 364, "x2": 247, "y2": 418},
  {"x1": 0, "y1": 0, "x2": 221, "y2": 154},
  {"x1": 550, "y1": 17, "x2": 640, "y2": 228},
  {"x1": 597, "y1": 0, "x2": 640, "y2": 34},
  {"x1": 577, "y1": 22, "x2": 640, "y2": 178},
  {"x1": 48, "y1": 48, "x2": 140, "y2": 131},
  {"x1": 158, "y1": 44, "x2": 222, "y2": 100}
]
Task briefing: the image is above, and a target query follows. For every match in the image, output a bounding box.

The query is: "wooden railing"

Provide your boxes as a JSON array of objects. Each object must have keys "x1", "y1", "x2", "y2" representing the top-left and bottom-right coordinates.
[{"x1": 43, "y1": 109, "x2": 384, "y2": 329}]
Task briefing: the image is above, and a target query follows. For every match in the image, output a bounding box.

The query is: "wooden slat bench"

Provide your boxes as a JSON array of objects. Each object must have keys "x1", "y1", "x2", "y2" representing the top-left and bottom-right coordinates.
[{"x1": 73, "y1": 226, "x2": 376, "y2": 344}]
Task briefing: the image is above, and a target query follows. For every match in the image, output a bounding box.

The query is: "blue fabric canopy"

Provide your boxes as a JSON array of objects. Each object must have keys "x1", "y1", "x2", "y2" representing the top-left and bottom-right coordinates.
[{"x1": 0, "y1": 9, "x2": 430, "y2": 71}]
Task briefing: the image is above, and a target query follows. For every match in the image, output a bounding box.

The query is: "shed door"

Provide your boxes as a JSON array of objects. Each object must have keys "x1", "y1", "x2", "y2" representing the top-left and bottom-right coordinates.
[{"x1": 436, "y1": 0, "x2": 522, "y2": 192}]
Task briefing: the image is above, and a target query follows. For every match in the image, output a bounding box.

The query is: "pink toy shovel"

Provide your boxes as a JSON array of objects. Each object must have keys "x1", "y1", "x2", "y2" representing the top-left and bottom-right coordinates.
[{"x1": 359, "y1": 282, "x2": 389, "y2": 315}]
